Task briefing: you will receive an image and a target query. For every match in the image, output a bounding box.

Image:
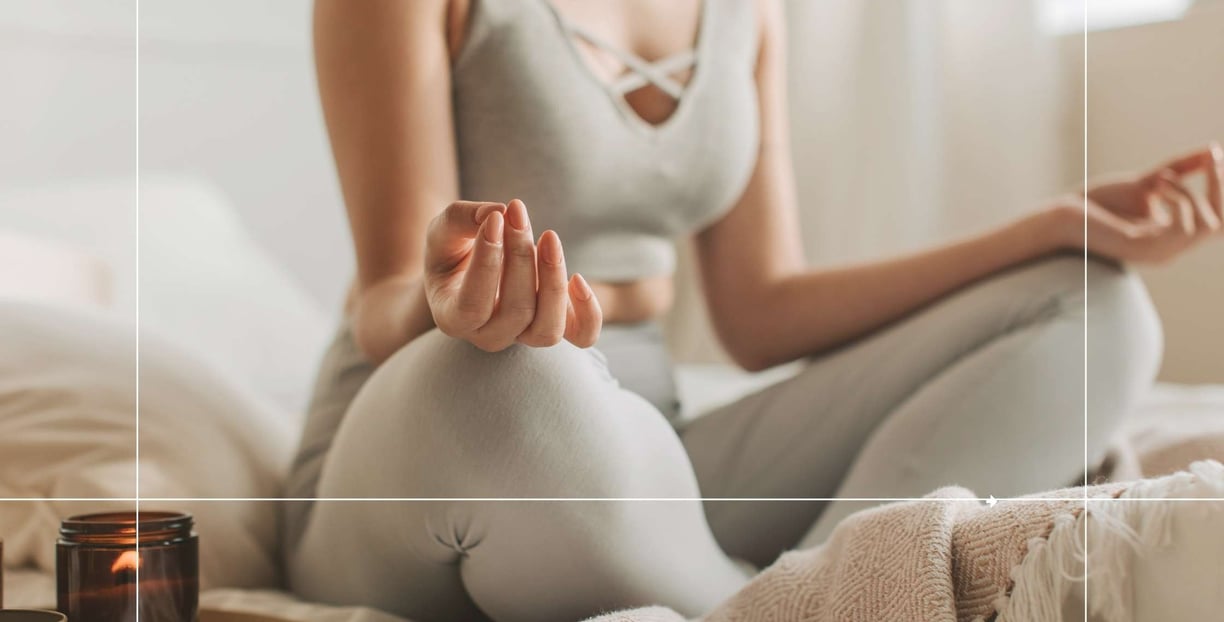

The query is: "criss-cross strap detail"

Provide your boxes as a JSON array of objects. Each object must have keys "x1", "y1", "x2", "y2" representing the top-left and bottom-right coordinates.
[
  {"x1": 610, "y1": 50, "x2": 697, "y2": 97},
  {"x1": 554, "y1": 16, "x2": 697, "y2": 100}
]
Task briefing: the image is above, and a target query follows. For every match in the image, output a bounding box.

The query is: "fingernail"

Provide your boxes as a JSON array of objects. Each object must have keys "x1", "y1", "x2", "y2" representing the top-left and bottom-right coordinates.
[
  {"x1": 507, "y1": 200, "x2": 529, "y2": 231},
  {"x1": 571, "y1": 273, "x2": 593, "y2": 301},
  {"x1": 475, "y1": 203, "x2": 505, "y2": 224},
  {"x1": 483, "y1": 211, "x2": 504, "y2": 243},
  {"x1": 540, "y1": 231, "x2": 563, "y2": 265}
]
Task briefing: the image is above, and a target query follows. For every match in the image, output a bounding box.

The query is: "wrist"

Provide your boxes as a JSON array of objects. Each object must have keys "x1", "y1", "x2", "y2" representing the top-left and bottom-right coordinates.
[
  {"x1": 1019, "y1": 203, "x2": 1083, "y2": 255},
  {"x1": 350, "y1": 274, "x2": 433, "y2": 363}
]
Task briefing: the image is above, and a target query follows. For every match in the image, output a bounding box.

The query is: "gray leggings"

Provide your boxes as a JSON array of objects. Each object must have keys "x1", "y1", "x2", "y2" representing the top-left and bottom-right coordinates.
[{"x1": 282, "y1": 257, "x2": 1161, "y2": 622}]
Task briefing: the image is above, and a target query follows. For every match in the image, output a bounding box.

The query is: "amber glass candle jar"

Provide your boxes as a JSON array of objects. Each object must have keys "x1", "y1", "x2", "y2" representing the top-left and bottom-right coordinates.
[{"x1": 56, "y1": 511, "x2": 198, "y2": 622}]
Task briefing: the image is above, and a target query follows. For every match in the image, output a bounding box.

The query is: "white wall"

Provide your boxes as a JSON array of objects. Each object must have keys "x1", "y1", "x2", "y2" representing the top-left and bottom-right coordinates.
[
  {"x1": 1, "y1": 0, "x2": 348, "y2": 313},
  {"x1": 1063, "y1": 2, "x2": 1224, "y2": 383},
  {"x1": 138, "y1": 0, "x2": 350, "y2": 312},
  {"x1": 0, "y1": 0, "x2": 137, "y2": 185}
]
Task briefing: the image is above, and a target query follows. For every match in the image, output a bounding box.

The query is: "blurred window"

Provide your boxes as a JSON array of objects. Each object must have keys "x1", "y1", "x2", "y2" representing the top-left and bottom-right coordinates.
[{"x1": 1041, "y1": 0, "x2": 1194, "y2": 34}]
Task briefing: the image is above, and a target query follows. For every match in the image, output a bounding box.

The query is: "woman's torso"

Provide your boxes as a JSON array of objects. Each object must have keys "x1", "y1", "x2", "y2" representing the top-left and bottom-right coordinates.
[
  {"x1": 448, "y1": 0, "x2": 760, "y2": 324},
  {"x1": 444, "y1": 0, "x2": 760, "y2": 418}
]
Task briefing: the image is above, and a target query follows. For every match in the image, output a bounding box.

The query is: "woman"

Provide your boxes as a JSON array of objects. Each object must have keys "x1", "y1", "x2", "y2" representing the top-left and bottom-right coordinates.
[{"x1": 283, "y1": 0, "x2": 1224, "y2": 620}]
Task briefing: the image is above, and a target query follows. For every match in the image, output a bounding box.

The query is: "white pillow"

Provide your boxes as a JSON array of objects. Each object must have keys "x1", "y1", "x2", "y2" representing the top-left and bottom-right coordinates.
[
  {"x1": 0, "y1": 178, "x2": 137, "y2": 317},
  {"x1": 0, "y1": 301, "x2": 295, "y2": 589},
  {"x1": 0, "y1": 228, "x2": 113, "y2": 308}
]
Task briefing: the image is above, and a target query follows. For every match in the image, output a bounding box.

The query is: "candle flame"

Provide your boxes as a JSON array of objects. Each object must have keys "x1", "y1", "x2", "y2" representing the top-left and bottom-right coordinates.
[{"x1": 111, "y1": 550, "x2": 142, "y2": 574}]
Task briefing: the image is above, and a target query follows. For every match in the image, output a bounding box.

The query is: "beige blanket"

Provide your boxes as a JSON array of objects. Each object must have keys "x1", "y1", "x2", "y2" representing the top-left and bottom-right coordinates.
[
  {"x1": 585, "y1": 488, "x2": 1098, "y2": 622},
  {"x1": 587, "y1": 401, "x2": 1224, "y2": 622}
]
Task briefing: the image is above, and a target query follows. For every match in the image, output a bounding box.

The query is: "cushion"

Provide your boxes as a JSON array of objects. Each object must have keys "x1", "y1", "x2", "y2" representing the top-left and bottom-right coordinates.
[{"x1": 0, "y1": 178, "x2": 137, "y2": 316}]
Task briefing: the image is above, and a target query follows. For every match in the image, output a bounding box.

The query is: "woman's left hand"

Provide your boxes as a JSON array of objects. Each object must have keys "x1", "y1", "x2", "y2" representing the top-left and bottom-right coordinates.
[{"x1": 1059, "y1": 142, "x2": 1223, "y2": 264}]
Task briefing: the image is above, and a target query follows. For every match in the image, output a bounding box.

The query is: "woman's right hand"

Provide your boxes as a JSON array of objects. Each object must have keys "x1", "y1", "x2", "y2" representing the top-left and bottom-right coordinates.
[
  {"x1": 423, "y1": 199, "x2": 603, "y2": 352},
  {"x1": 1047, "y1": 142, "x2": 1224, "y2": 265}
]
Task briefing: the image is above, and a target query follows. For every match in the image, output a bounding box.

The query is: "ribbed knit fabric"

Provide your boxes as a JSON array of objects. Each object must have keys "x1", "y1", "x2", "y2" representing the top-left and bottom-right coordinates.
[{"x1": 584, "y1": 463, "x2": 1221, "y2": 622}]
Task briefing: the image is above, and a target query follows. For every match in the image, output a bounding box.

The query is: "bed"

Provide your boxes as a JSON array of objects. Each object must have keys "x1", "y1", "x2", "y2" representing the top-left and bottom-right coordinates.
[{"x1": 2, "y1": 177, "x2": 1222, "y2": 621}]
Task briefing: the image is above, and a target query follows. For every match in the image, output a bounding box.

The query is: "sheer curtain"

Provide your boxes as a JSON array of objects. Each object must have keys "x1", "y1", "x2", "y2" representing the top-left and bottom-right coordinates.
[{"x1": 669, "y1": 0, "x2": 1076, "y2": 363}]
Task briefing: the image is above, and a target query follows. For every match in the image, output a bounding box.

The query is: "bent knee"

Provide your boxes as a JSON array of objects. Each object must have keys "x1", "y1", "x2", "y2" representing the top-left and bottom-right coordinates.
[
  {"x1": 336, "y1": 330, "x2": 688, "y2": 496},
  {"x1": 369, "y1": 329, "x2": 613, "y2": 436},
  {"x1": 1083, "y1": 261, "x2": 1163, "y2": 444},
  {"x1": 1006, "y1": 257, "x2": 1162, "y2": 362}
]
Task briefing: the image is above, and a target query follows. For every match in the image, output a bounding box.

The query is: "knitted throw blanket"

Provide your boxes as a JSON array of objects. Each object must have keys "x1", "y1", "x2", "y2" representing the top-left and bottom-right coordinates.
[{"x1": 586, "y1": 461, "x2": 1224, "y2": 622}]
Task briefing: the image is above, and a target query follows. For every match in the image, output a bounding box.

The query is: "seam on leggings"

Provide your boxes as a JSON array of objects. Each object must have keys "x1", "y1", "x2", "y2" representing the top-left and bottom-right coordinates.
[{"x1": 425, "y1": 512, "x2": 485, "y2": 562}]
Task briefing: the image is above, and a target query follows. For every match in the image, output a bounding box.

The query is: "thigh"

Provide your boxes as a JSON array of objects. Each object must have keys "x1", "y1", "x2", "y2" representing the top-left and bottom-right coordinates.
[
  {"x1": 283, "y1": 320, "x2": 375, "y2": 547},
  {"x1": 681, "y1": 257, "x2": 1088, "y2": 562}
]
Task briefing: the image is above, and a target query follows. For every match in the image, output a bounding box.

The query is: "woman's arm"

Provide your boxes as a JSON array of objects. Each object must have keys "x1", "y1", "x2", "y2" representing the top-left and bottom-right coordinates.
[
  {"x1": 314, "y1": 0, "x2": 456, "y2": 361},
  {"x1": 695, "y1": 0, "x2": 1061, "y2": 371},
  {"x1": 315, "y1": 0, "x2": 599, "y2": 363},
  {"x1": 700, "y1": 208, "x2": 1064, "y2": 373},
  {"x1": 705, "y1": 1, "x2": 1219, "y2": 369}
]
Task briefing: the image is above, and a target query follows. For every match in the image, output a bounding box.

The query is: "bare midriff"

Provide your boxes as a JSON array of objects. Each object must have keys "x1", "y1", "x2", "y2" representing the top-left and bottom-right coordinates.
[
  {"x1": 344, "y1": 273, "x2": 674, "y2": 328},
  {"x1": 588, "y1": 274, "x2": 674, "y2": 324}
]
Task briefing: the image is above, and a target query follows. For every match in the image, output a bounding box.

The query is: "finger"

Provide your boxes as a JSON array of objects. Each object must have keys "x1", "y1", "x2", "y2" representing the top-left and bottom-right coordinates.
[
  {"x1": 1156, "y1": 185, "x2": 1194, "y2": 236},
  {"x1": 1155, "y1": 176, "x2": 1197, "y2": 235},
  {"x1": 1158, "y1": 172, "x2": 1216, "y2": 234},
  {"x1": 477, "y1": 200, "x2": 538, "y2": 346},
  {"x1": 519, "y1": 230, "x2": 568, "y2": 347},
  {"x1": 563, "y1": 274, "x2": 602, "y2": 348},
  {"x1": 1160, "y1": 143, "x2": 1224, "y2": 221},
  {"x1": 1087, "y1": 197, "x2": 1164, "y2": 243},
  {"x1": 1084, "y1": 197, "x2": 1171, "y2": 263},
  {"x1": 1150, "y1": 187, "x2": 1199, "y2": 262},
  {"x1": 432, "y1": 201, "x2": 506, "y2": 240},
  {"x1": 1144, "y1": 185, "x2": 1173, "y2": 228},
  {"x1": 1160, "y1": 170, "x2": 1219, "y2": 233},
  {"x1": 1087, "y1": 198, "x2": 1146, "y2": 233},
  {"x1": 451, "y1": 210, "x2": 504, "y2": 332},
  {"x1": 1162, "y1": 144, "x2": 1218, "y2": 176},
  {"x1": 427, "y1": 201, "x2": 506, "y2": 271},
  {"x1": 1160, "y1": 142, "x2": 1219, "y2": 172}
]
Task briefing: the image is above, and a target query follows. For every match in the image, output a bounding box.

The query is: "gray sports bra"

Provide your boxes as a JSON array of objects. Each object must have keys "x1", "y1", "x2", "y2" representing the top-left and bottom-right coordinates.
[{"x1": 451, "y1": 0, "x2": 760, "y2": 282}]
